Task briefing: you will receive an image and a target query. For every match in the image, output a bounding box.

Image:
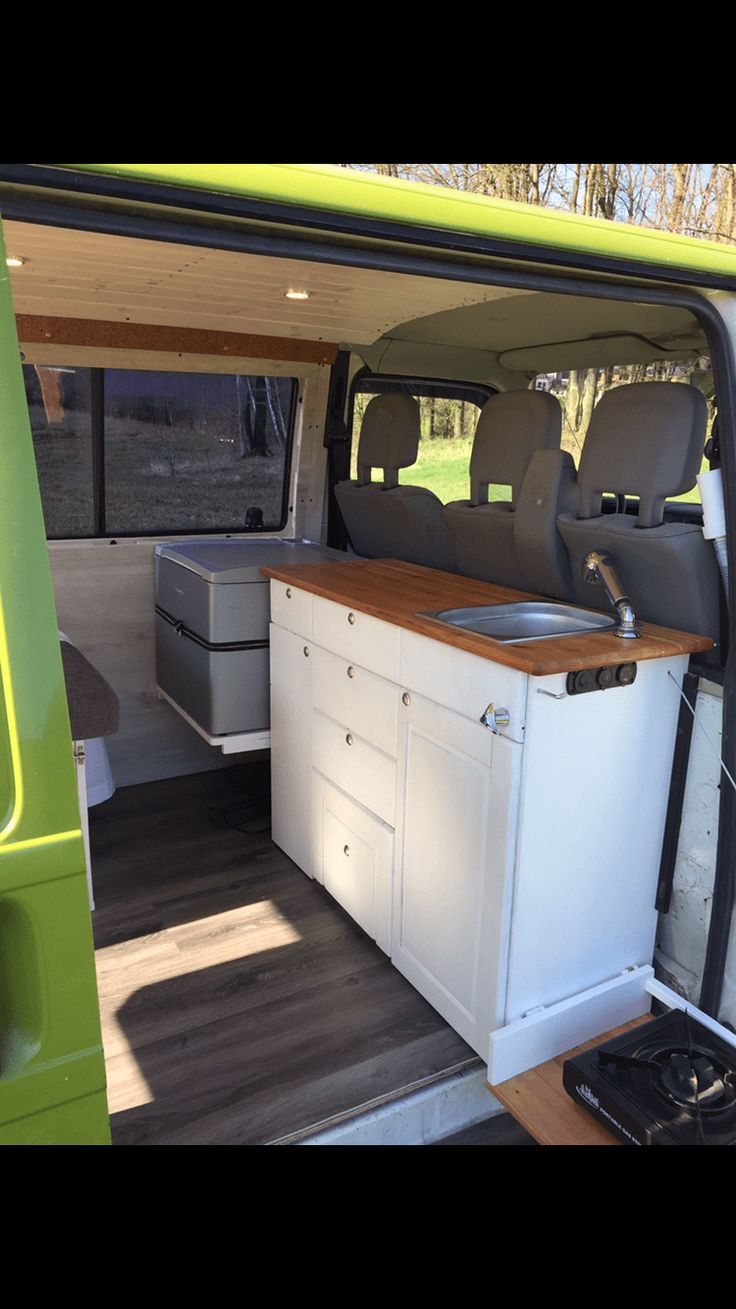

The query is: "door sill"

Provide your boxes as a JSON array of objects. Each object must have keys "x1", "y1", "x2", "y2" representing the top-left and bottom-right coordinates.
[{"x1": 269, "y1": 1057, "x2": 501, "y2": 1146}]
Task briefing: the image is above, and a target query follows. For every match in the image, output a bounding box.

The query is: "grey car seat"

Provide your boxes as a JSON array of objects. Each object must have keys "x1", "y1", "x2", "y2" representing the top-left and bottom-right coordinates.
[
  {"x1": 335, "y1": 392, "x2": 456, "y2": 570},
  {"x1": 443, "y1": 390, "x2": 574, "y2": 595},
  {"x1": 557, "y1": 381, "x2": 720, "y2": 647}
]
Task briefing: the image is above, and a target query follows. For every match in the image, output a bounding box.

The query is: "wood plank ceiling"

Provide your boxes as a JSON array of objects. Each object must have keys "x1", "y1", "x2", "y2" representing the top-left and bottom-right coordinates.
[{"x1": 3, "y1": 220, "x2": 531, "y2": 346}]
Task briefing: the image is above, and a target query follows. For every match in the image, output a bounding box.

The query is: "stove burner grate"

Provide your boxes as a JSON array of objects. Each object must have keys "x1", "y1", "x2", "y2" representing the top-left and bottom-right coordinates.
[
  {"x1": 654, "y1": 1046, "x2": 736, "y2": 1112},
  {"x1": 598, "y1": 1042, "x2": 736, "y2": 1114}
]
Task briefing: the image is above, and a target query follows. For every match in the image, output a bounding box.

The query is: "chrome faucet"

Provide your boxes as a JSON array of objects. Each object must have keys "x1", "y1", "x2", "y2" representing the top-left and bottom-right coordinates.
[{"x1": 583, "y1": 551, "x2": 640, "y2": 639}]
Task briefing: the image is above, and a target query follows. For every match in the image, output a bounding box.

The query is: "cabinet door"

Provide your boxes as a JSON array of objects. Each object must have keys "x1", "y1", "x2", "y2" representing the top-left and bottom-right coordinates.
[
  {"x1": 393, "y1": 691, "x2": 522, "y2": 1057},
  {"x1": 269, "y1": 622, "x2": 313, "y2": 875},
  {"x1": 313, "y1": 776, "x2": 393, "y2": 954}
]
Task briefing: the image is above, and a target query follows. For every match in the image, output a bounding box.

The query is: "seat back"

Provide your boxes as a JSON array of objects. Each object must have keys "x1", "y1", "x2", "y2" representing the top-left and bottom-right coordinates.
[
  {"x1": 443, "y1": 390, "x2": 567, "y2": 591},
  {"x1": 557, "y1": 382, "x2": 720, "y2": 645},
  {"x1": 335, "y1": 393, "x2": 456, "y2": 570}
]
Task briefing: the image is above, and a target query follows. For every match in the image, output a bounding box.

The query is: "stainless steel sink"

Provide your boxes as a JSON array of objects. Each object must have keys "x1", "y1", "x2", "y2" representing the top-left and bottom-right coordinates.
[{"x1": 419, "y1": 601, "x2": 617, "y2": 644}]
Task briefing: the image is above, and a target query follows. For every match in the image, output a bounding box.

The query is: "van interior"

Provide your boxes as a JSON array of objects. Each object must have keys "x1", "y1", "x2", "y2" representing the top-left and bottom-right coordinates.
[{"x1": 3, "y1": 207, "x2": 725, "y2": 1145}]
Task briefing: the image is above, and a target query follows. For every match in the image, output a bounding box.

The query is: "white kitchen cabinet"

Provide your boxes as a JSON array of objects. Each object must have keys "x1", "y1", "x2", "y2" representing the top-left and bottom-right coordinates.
[
  {"x1": 268, "y1": 578, "x2": 693, "y2": 1067},
  {"x1": 392, "y1": 690, "x2": 522, "y2": 1053},
  {"x1": 269, "y1": 622, "x2": 314, "y2": 875},
  {"x1": 313, "y1": 775, "x2": 393, "y2": 954},
  {"x1": 504, "y1": 654, "x2": 688, "y2": 1023}
]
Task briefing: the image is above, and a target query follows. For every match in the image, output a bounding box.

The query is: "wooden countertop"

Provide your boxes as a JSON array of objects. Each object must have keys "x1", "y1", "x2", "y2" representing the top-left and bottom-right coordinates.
[
  {"x1": 261, "y1": 558, "x2": 712, "y2": 677},
  {"x1": 491, "y1": 1016, "x2": 653, "y2": 1145}
]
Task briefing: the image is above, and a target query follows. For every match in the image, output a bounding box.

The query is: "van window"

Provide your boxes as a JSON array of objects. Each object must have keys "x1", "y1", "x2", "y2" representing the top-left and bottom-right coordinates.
[
  {"x1": 23, "y1": 365, "x2": 298, "y2": 538},
  {"x1": 350, "y1": 375, "x2": 494, "y2": 503},
  {"x1": 533, "y1": 358, "x2": 714, "y2": 505},
  {"x1": 25, "y1": 364, "x2": 96, "y2": 537}
]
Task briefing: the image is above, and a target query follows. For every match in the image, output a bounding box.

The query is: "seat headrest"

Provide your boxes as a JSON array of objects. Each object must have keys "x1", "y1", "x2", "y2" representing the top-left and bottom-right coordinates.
[
  {"x1": 469, "y1": 390, "x2": 561, "y2": 506},
  {"x1": 356, "y1": 393, "x2": 421, "y2": 488},
  {"x1": 577, "y1": 382, "x2": 708, "y2": 527}
]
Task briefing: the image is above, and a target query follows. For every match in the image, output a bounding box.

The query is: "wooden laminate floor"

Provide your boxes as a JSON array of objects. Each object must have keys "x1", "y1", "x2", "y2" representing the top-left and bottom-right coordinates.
[{"x1": 91, "y1": 763, "x2": 478, "y2": 1145}]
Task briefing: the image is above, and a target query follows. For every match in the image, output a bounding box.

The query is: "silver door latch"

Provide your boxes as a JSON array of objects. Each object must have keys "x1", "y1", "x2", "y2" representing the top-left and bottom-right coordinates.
[{"x1": 480, "y1": 703, "x2": 510, "y2": 734}]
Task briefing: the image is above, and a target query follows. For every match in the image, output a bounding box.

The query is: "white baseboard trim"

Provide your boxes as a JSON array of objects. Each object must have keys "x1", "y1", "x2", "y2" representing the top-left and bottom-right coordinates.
[{"x1": 488, "y1": 966, "x2": 655, "y2": 1085}]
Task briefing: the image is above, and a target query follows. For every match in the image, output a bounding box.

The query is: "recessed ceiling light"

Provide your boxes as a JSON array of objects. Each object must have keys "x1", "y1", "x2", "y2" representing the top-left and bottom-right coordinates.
[
  {"x1": 6, "y1": 256, "x2": 26, "y2": 268},
  {"x1": 285, "y1": 288, "x2": 310, "y2": 301}
]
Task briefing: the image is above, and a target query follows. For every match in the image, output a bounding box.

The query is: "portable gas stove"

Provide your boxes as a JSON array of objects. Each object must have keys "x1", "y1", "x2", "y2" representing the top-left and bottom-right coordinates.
[{"x1": 562, "y1": 1009, "x2": 736, "y2": 1145}]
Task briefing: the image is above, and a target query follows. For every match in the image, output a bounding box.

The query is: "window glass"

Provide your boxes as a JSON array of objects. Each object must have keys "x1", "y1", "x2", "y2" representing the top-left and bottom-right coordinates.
[
  {"x1": 23, "y1": 364, "x2": 95, "y2": 537},
  {"x1": 104, "y1": 371, "x2": 296, "y2": 533},
  {"x1": 351, "y1": 377, "x2": 492, "y2": 504}
]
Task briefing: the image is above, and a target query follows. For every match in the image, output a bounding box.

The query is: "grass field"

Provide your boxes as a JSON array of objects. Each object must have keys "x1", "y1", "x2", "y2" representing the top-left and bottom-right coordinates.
[
  {"x1": 353, "y1": 436, "x2": 513, "y2": 503},
  {"x1": 406, "y1": 436, "x2": 481, "y2": 502},
  {"x1": 31, "y1": 407, "x2": 287, "y2": 537}
]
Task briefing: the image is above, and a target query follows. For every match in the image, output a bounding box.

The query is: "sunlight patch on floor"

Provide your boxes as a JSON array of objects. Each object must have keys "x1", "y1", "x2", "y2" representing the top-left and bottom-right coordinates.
[{"x1": 94, "y1": 898, "x2": 304, "y2": 1071}]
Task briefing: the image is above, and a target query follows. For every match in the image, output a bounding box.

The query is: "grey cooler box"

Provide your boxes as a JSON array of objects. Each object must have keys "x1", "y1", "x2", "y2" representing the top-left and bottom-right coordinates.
[{"x1": 155, "y1": 538, "x2": 349, "y2": 736}]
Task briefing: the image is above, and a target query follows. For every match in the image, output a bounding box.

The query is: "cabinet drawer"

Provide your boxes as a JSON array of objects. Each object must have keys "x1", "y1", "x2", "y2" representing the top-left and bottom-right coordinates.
[
  {"x1": 312, "y1": 595, "x2": 401, "y2": 681},
  {"x1": 314, "y1": 776, "x2": 393, "y2": 954},
  {"x1": 311, "y1": 646, "x2": 399, "y2": 758},
  {"x1": 399, "y1": 630, "x2": 527, "y2": 744},
  {"x1": 270, "y1": 580, "x2": 312, "y2": 638},
  {"x1": 313, "y1": 708, "x2": 396, "y2": 827}
]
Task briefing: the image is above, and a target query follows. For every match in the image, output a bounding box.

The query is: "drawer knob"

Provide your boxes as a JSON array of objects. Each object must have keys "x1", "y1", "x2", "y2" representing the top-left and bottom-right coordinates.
[
  {"x1": 285, "y1": 587, "x2": 292, "y2": 599},
  {"x1": 348, "y1": 612, "x2": 356, "y2": 626},
  {"x1": 480, "y1": 703, "x2": 511, "y2": 734},
  {"x1": 402, "y1": 692, "x2": 411, "y2": 707},
  {"x1": 303, "y1": 646, "x2": 309, "y2": 658},
  {"x1": 346, "y1": 733, "x2": 353, "y2": 746},
  {"x1": 343, "y1": 844, "x2": 350, "y2": 857},
  {"x1": 347, "y1": 665, "x2": 355, "y2": 679}
]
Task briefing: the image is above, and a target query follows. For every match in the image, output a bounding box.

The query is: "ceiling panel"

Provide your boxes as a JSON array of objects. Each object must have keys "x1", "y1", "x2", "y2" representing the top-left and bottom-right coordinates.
[{"x1": 3, "y1": 221, "x2": 533, "y2": 346}]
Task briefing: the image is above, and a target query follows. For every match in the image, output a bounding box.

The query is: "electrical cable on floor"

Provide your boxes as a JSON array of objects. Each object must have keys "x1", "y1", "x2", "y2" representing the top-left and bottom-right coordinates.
[
  {"x1": 207, "y1": 761, "x2": 272, "y2": 834},
  {"x1": 208, "y1": 799, "x2": 271, "y2": 834}
]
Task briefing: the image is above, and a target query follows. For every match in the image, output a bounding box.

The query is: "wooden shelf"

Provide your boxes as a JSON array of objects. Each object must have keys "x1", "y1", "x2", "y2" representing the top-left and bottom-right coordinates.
[{"x1": 490, "y1": 1016, "x2": 653, "y2": 1145}]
